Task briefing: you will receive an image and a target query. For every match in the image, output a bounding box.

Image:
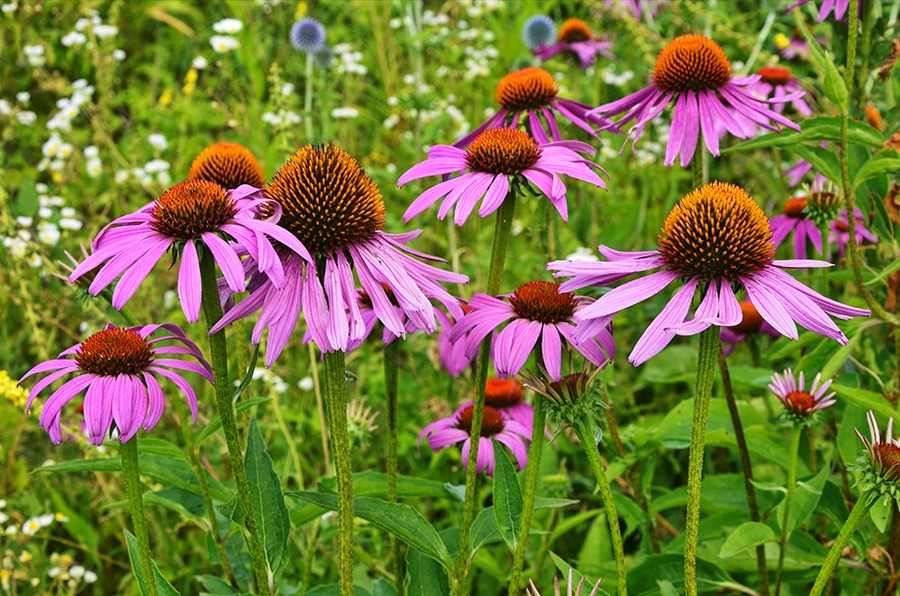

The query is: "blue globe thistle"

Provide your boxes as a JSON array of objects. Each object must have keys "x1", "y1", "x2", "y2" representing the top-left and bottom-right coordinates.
[
  {"x1": 290, "y1": 18, "x2": 326, "y2": 53},
  {"x1": 522, "y1": 15, "x2": 556, "y2": 49}
]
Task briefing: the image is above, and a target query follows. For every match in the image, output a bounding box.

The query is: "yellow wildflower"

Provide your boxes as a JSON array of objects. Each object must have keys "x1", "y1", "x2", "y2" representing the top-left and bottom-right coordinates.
[{"x1": 0, "y1": 371, "x2": 28, "y2": 409}]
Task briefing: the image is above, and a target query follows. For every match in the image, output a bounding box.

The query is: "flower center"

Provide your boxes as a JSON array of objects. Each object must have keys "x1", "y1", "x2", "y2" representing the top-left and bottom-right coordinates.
[
  {"x1": 483, "y1": 378, "x2": 525, "y2": 409},
  {"x1": 757, "y1": 66, "x2": 793, "y2": 86},
  {"x1": 465, "y1": 128, "x2": 542, "y2": 175},
  {"x1": 495, "y1": 67, "x2": 559, "y2": 112},
  {"x1": 784, "y1": 390, "x2": 816, "y2": 413},
  {"x1": 877, "y1": 443, "x2": 900, "y2": 472},
  {"x1": 265, "y1": 145, "x2": 385, "y2": 255},
  {"x1": 834, "y1": 220, "x2": 849, "y2": 233},
  {"x1": 729, "y1": 301, "x2": 765, "y2": 335},
  {"x1": 783, "y1": 197, "x2": 808, "y2": 219},
  {"x1": 456, "y1": 405, "x2": 506, "y2": 437},
  {"x1": 808, "y1": 191, "x2": 840, "y2": 212},
  {"x1": 150, "y1": 180, "x2": 238, "y2": 240},
  {"x1": 657, "y1": 182, "x2": 774, "y2": 281},
  {"x1": 558, "y1": 18, "x2": 592, "y2": 43},
  {"x1": 549, "y1": 373, "x2": 590, "y2": 403},
  {"x1": 358, "y1": 283, "x2": 397, "y2": 309},
  {"x1": 188, "y1": 142, "x2": 266, "y2": 191},
  {"x1": 510, "y1": 281, "x2": 577, "y2": 324},
  {"x1": 652, "y1": 34, "x2": 732, "y2": 93},
  {"x1": 75, "y1": 328, "x2": 153, "y2": 376}
]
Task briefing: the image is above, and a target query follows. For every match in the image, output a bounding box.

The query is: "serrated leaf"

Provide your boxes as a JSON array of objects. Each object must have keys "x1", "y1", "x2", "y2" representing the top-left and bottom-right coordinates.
[
  {"x1": 492, "y1": 439, "x2": 524, "y2": 552},
  {"x1": 718, "y1": 522, "x2": 777, "y2": 558},
  {"x1": 287, "y1": 492, "x2": 453, "y2": 569},
  {"x1": 124, "y1": 530, "x2": 180, "y2": 596},
  {"x1": 245, "y1": 420, "x2": 291, "y2": 575}
]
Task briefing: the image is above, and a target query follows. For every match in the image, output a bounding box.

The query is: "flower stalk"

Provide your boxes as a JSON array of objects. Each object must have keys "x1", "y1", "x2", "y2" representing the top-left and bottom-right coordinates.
[
  {"x1": 323, "y1": 349, "x2": 355, "y2": 596},
  {"x1": 508, "y1": 395, "x2": 547, "y2": 595},
  {"x1": 199, "y1": 251, "x2": 270, "y2": 594},
  {"x1": 684, "y1": 326, "x2": 719, "y2": 596},
  {"x1": 810, "y1": 496, "x2": 874, "y2": 596},
  {"x1": 120, "y1": 437, "x2": 159, "y2": 596},
  {"x1": 453, "y1": 192, "x2": 517, "y2": 594},
  {"x1": 775, "y1": 424, "x2": 803, "y2": 596},
  {"x1": 384, "y1": 339, "x2": 404, "y2": 592}
]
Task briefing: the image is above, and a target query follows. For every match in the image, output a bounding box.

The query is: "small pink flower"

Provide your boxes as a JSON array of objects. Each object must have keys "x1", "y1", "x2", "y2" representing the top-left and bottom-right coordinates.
[{"x1": 768, "y1": 368, "x2": 836, "y2": 417}]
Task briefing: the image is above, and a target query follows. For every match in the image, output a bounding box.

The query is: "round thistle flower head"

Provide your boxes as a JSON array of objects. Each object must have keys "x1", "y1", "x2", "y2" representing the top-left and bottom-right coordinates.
[
  {"x1": 522, "y1": 15, "x2": 556, "y2": 49},
  {"x1": 211, "y1": 144, "x2": 467, "y2": 363},
  {"x1": 549, "y1": 182, "x2": 870, "y2": 366},
  {"x1": 418, "y1": 404, "x2": 530, "y2": 475},
  {"x1": 453, "y1": 67, "x2": 613, "y2": 148},
  {"x1": 20, "y1": 324, "x2": 211, "y2": 445},
  {"x1": 590, "y1": 34, "x2": 801, "y2": 167},
  {"x1": 188, "y1": 142, "x2": 266, "y2": 190},
  {"x1": 399, "y1": 128, "x2": 607, "y2": 225},
  {"x1": 768, "y1": 368, "x2": 836, "y2": 424},
  {"x1": 290, "y1": 17, "x2": 326, "y2": 53},
  {"x1": 853, "y1": 411, "x2": 900, "y2": 506}
]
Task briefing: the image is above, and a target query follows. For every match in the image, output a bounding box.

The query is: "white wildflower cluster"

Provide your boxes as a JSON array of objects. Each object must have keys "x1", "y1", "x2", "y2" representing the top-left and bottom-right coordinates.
[
  {"x1": 1, "y1": 3, "x2": 17, "y2": 14},
  {"x1": 255, "y1": 0, "x2": 282, "y2": 12},
  {"x1": 83, "y1": 145, "x2": 102, "y2": 178},
  {"x1": 46, "y1": 79, "x2": 94, "y2": 132},
  {"x1": 332, "y1": 44, "x2": 367, "y2": 75},
  {"x1": 23, "y1": 44, "x2": 45, "y2": 67},
  {"x1": 459, "y1": 0, "x2": 505, "y2": 17},
  {"x1": 298, "y1": 377, "x2": 315, "y2": 391},
  {"x1": 20, "y1": 511, "x2": 66, "y2": 537},
  {"x1": 331, "y1": 107, "x2": 360, "y2": 119},
  {"x1": 4, "y1": 186, "x2": 84, "y2": 268},
  {"x1": 115, "y1": 157, "x2": 172, "y2": 189},
  {"x1": 262, "y1": 109, "x2": 302, "y2": 129},
  {"x1": 210, "y1": 19, "x2": 242, "y2": 54},
  {"x1": 147, "y1": 133, "x2": 167, "y2": 151},
  {"x1": 46, "y1": 552, "x2": 99, "y2": 590},
  {"x1": 235, "y1": 367, "x2": 289, "y2": 394},
  {"x1": 601, "y1": 66, "x2": 635, "y2": 87},
  {"x1": 61, "y1": 9, "x2": 118, "y2": 48},
  {"x1": 1, "y1": 90, "x2": 37, "y2": 125},
  {"x1": 192, "y1": 56, "x2": 209, "y2": 70},
  {"x1": 386, "y1": 81, "x2": 469, "y2": 141}
]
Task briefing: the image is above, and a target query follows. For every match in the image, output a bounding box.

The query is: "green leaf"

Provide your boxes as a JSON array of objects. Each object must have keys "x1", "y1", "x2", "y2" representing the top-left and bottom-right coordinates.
[
  {"x1": 216, "y1": 493, "x2": 245, "y2": 525},
  {"x1": 865, "y1": 258, "x2": 900, "y2": 286},
  {"x1": 832, "y1": 384, "x2": 897, "y2": 422},
  {"x1": 778, "y1": 465, "x2": 830, "y2": 534},
  {"x1": 124, "y1": 530, "x2": 180, "y2": 596},
  {"x1": 870, "y1": 497, "x2": 892, "y2": 533},
  {"x1": 303, "y1": 585, "x2": 371, "y2": 596},
  {"x1": 231, "y1": 343, "x2": 260, "y2": 402},
  {"x1": 548, "y1": 552, "x2": 607, "y2": 596},
  {"x1": 724, "y1": 116, "x2": 884, "y2": 152},
  {"x1": 796, "y1": 14, "x2": 848, "y2": 107},
  {"x1": 718, "y1": 522, "x2": 777, "y2": 558},
  {"x1": 492, "y1": 439, "x2": 524, "y2": 552},
  {"x1": 287, "y1": 492, "x2": 453, "y2": 569},
  {"x1": 245, "y1": 420, "x2": 291, "y2": 575},
  {"x1": 790, "y1": 144, "x2": 841, "y2": 184},
  {"x1": 195, "y1": 574, "x2": 242, "y2": 595},
  {"x1": 371, "y1": 578, "x2": 398, "y2": 596},
  {"x1": 627, "y1": 554, "x2": 733, "y2": 594},
  {"x1": 197, "y1": 398, "x2": 270, "y2": 443},
  {"x1": 854, "y1": 151, "x2": 900, "y2": 190},
  {"x1": 37, "y1": 458, "x2": 121, "y2": 474},
  {"x1": 406, "y1": 547, "x2": 451, "y2": 596}
]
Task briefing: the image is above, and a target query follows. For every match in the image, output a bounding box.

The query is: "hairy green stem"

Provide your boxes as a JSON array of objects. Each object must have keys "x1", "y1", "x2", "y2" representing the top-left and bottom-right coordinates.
[
  {"x1": 323, "y1": 350, "x2": 354, "y2": 596},
  {"x1": 452, "y1": 193, "x2": 517, "y2": 594},
  {"x1": 684, "y1": 327, "x2": 719, "y2": 596},
  {"x1": 508, "y1": 397, "x2": 547, "y2": 595},
  {"x1": 810, "y1": 496, "x2": 874, "y2": 595},
  {"x1": 718, "y1": 345, "x2": 768, "y2": 595},
  {"x1": 304, "y1": 52, "x2": 314, "y2": 141},
  {"x1": 573, "y1": 418, "x2": 628, "y2": 595},
  {"x1": 199, "y1": 252, "x2": 270, "y2": 594},
  {"x1": 775, "y1": 425, "x2": 803, "y2": 596},
  {"x1": 121, "y1": 438, "x2": 159, "y2": 596},
  {"x1": 384, "y1": 339, "x2": 404, "y2": 593}
]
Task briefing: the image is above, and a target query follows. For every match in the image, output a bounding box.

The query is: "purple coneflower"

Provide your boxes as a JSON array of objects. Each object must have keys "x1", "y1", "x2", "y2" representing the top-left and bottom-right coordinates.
[
  {"x1": 747, "y1": 66, "x2": 812, "y2": 116},
  {"x1": 188, "y1": 142, "x2": 267, "y2": 190},
  {"x1": 720, "y1": 300, "x2": 780, "y2": 352},
  {"x1": 770, "y1": 196, "x2": 823, "y2": 260},
  {"x1": 451, "y1": 281, "x2": 615, "y2": 380},
  {"x1": 549, "y1": 182, "x2": 870, "y2": 366},
  {"x1": 533, "y1": 18, "x2": 615, "y2": 69},
  {"x1": 527, "y1": 569, "x2": 603, "y2": 596},
  {"x1": 589, "y1": 34, "x2": 801, "y2": 167},
  {"x1": 344, "y1": 284, "x2": 431, "y2": 350},
  {"x1": 20, "y1": 324, "x2": 211, "y2": 445},
  {"x1": 456, "y1": 377, "x2": 535, "y2": 430},
  {"x1": 211, "y1": 145, "x2": 467, "y2": 364},
  {"x1": 604, "y1": 0, "x2": 662, "y2": 20},
  {"x1": 830, "y1": 208, "x2": 878, "y2": 259},
  {"x1": 453, "y1": 67, "x2": 611, "y2": 147},
  {"x1": 419, "y1": 404, "x2": 530, "y2": 475},
  {"x1": 399, "y1": 129, "x2": 607, "y2": 225},
  {"x1": 856, "y1": 410, "x2": 900, "y2": 487},
  {"x1": 769, "y1": 368, "x2": 836, "y2": 418},
  {"x1": 787, "y1": 0, "x2": 851, "y2": 22},
  {"x1": 69, "y1": 180, "x2": 306, "y2": 323},
  {"x1": 436, "y1": 306, "x2": 475, "y2": 378}
]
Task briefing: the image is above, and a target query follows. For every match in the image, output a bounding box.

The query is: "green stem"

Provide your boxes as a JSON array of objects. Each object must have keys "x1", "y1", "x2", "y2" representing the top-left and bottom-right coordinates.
[
  {"x1": 199, "y1": 252, "x2": 270, "y2": 595},
  {"x1": 810, "y1": 496, "x2": 874, "y2": 596},
  {"x1": 717, "y1": 345, "x2": 768, "y2": 596},
  {"x1": 683, "y1": 327, "x2": 719, "y2": 596},
  {"x1": 384, "y1": 339, "x2": 404, "y2": 593},
  {"x1": 572, "y1": 418, "x2": 628, "y2": 595},
  {"x1": 452, "y1": 193, "x2": 517, "y2": 594},
  {"x1": 120, "y1": 438, "x2": 159, "y2": 596},
  {"x1": 508, "y1": 396, "x2": 547, "y2": 596},
  {"x1": 839, "y1": 0, "x2": 899, "y2": 326},
  {"x1": 856, "y1": 0, "x2": 875, "y2": 106},
  {"x1": 304, "y1": 51, "x2": 314, "y2": 141},
  {"x1": 774, "y1": 425, "x2": 803, "y2": 596},
  {"x1": 820, "y1": 221, "x2": 831, "y2": 295},
  {"x1": 323, "y1": 350, "x2": 354, "y2": 596}
]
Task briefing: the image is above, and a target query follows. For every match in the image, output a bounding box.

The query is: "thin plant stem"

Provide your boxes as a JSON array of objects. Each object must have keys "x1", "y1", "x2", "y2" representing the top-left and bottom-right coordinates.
[
  {"x1": 683, "y1": 327, "x2": 719, "y2": 596},
  {"x1": 820, "y1": 222, "x2": 831, "y2": 295},
  {"x1": 322, "y1": 349, "x2": 355, "y2": 596},
  {"x1": 120, "y1": 438, "x2": 159, "y2": 596},
  {"x1": 452, "y1": 193, "x2": 517, "y2": 594},
  {"x1": 810, "y1": 496, "x2": 874, "y2": 595},
  {"x1": 572, "y1": 418, "x2": 628, "y2": 595},
  {"x1": 508, "y1": 396, "x2": 547, "y2": 596},
  {"x1": 856, "y1": 0, "x2": 875, "y2": 105},
  {"x1": 718, "y1": 344, "x2": 768, "y2": 595},
  {"x1": 774, "y1": 425, "x2": 803, "y2": 596},
  {"x1": 839, "y1": 0, "x2": 899, "y2": 326},
  {"x1": 384, "y1": 339, "x2": 404, "y2": 593},
  {"x1": 198, "y1": 252, "x2": 270, "y2": 595},
  {"x1": 304, "y1": 52, "x2": 314, "y2": 141},
  {"x1": 309, "y1": 342, "x2": 333, "y2": 476}
]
